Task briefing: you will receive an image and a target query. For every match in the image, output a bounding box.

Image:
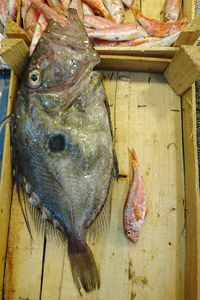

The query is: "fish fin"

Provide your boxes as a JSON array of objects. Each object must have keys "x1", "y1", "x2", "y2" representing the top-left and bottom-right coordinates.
[
  {"x1": 128, "y1": 147, "x2": 139, "y2": 166},
  {"x1": 68, "y1": 235, "x2": 100, "y2": 294},
  {"x1": 113, "y1": 148, "x2": 119, "y2": 179},
  {"x1": 28, "y1": 204, "x2": 66, "y2": 245},
  {"x1": 15, "y1": 183, "x2": 33, "y2": 240},
  {"x1": 102, "y1": 95, "x2": 119, "y2": 179},
  {"x1": 87, "y1": 181, "x2": 113, "y2": 241}
]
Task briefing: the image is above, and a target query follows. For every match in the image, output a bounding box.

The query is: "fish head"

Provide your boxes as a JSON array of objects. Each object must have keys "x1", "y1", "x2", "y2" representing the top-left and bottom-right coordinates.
[
  {"x1": 22, "y1": 8, "x2": 100, "y2": 113},
  {"x1": 125, "y1": 227, "x2": 140, "y2": 243}
]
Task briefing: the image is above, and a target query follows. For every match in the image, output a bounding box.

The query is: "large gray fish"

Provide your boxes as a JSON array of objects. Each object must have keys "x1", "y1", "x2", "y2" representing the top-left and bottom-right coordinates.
[{"x1": 12, "y1": 9, "x2": 116, "y2": 294}]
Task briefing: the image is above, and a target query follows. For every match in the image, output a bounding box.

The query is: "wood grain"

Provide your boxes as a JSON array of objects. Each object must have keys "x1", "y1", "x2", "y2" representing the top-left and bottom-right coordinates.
[
  {"x1": 182, "y1": 86, "x2": 200, "y2": 300},
  {"x1": 164, "y1": 46, "x2": 200, "y2": 95}
]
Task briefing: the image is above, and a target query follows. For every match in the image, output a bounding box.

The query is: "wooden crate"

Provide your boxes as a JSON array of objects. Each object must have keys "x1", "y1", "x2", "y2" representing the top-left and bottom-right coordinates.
[{"x1": 0, "y1": 0, "x2": 200, "y2": 299}]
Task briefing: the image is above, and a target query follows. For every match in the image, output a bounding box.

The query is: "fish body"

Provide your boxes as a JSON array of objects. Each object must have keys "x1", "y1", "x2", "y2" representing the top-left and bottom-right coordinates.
[
  {"x1": 29, "y1": 13, "x2": 48, "y2": 55},
  {"x1": 82, "y1": 0, "x2": 111, "y2": 19},
  {"x1": 103, "y1": 0, "x2": 125, "y2": 24},
  {"x1": 132, "y1": 5, "x2": 187, "y2": 37},
  {"x1": 82, "y1": 3, "x2": 95, "y2": 16},
  {"x1": 121, "y1": 0, "x2": 133, "y2": 8},
  {"x1": 0, "y1": 0, "x2": 8, "y2": 26},
  {"x1": 8, "y1": 0, "x2": 17, "y2": 21},
  {"x1": 141, "y1": 31, "x2": 180, "y2": 47},
  {"x1": 12, "y1": 9, "x2": 114, "y2": 293},
  {"x1": 84, "y1": 15, "x2": 114, "y2": 29},
  {"x1": 88, "y1": 23, "x2": 148, "y2": 41},
  {"x1": 123, "y1": 149, "x2": 147, "y2": 243},
  {"x1": 163, "y1": 0, "x2": 182, "y2": 22}
]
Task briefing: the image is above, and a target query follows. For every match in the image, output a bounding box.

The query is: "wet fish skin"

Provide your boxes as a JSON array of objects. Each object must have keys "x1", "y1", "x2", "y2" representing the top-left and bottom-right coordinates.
[{"x1": 13, "y1": 9, "x2": 114, "y2": 293}]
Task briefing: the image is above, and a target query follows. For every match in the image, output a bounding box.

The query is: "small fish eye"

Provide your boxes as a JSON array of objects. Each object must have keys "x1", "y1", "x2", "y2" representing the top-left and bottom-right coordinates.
[
  {"x1": 127, "y1": 230, "x2": 131, "y2": 236},
  {"x1": 28, "y1": 70, "x2": 41, "y2": 88}
]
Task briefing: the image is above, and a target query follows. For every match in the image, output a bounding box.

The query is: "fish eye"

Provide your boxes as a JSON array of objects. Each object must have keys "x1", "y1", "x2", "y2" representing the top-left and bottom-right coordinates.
[
  {"x1": 28, "y1": 70, "x2": 42, "y2": 88},
  {"x1": 127, "y1": 230, "x2": 131, "y2": 236},
  {"x1": 48, "y1": 134, "x2": 66, "y2": 153}
]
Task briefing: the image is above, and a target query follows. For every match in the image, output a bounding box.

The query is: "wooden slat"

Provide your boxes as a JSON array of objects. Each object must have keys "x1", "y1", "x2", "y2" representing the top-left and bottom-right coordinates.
[
  {"x1": 183, "y1": 0, "x2": 196, "y2": 21},
  {"x1": 164, "y1": 46, "x2": 200, "y2": 95},
  {"x1": 5, "y1": 18, "x2": 31, "y2": 46},
  {"x1": 0, "y1": 72, "x2": 18, "y2": 299},
  {"x1": 182, "y1": 86, "x2": 200, "y2": 300},
  {"x1": 4, "y1": 189, "x2": 44, "y2": 300},
  {"x1": 141, "y1": 0, "x2": 166, "y2": 21},
  {"x1": 96, "y1": 47, "x2": 178, "y2": 59},
  {"x1": 39, "y1": 72, "x2": 185, "y2": 300},
  {"x1": 174, "y1": 14, "x2": 200, "y2": 46},
  {"x1": 99, "y1": 55, "x2": 171, "y2": 73},
  {"x1": 0, "y1": 38, "x2": 29, "y2": 77}
]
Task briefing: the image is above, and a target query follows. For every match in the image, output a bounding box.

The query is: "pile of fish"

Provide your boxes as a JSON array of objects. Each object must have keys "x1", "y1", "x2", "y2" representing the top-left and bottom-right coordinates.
[{"x1": 0, "y1": 0, "x2": 187, "y2": 50}]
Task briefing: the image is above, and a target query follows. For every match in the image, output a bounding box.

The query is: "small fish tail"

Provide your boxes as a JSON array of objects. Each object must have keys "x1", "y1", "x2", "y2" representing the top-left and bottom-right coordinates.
[
  {"x1": 128, "y1": 148, "x2": 138, "y2": 165},
  {"x1": 68, "y1": 235, "x2": 100, "y2": 294}
]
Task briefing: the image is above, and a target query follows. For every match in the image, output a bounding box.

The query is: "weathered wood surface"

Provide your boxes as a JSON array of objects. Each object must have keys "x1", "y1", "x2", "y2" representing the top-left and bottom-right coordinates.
[
  {"x1": 182, "y1": 87, "x2": 200, "y2": 300},
  {"x1": 164, "y1": 46, "x2": 200, "y2": 95},
  {"x1": 3, "y1": 72, "x2": 185, "y2": 300}
]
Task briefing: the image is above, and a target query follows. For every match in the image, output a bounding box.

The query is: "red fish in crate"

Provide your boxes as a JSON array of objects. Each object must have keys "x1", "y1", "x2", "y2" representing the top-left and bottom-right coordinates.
[{"x1": 123, "y1": 149, "x2": 147, "y2": 243}]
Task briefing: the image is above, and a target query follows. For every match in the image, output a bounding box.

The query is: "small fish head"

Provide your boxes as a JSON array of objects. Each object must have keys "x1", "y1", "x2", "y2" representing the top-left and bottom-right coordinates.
[{"x1": 125, "y1": 228, "x2": 140, "y2": 243}]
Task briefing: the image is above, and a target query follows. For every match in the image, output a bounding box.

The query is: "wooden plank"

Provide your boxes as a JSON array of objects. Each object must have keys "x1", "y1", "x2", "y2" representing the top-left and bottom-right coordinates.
[
  {"x1": 164, "y1": 46, "x2": 200, "y2": 96},
  {"x1": 0, "y1": 72, "x2": 18, "y2": 299},
  {"x1": 174, "y1": 14, "x2": 200, "y2": 46},
  {"x1": 59, "y1": 72, "x2": 185, "y2": 299},
  {"x1": 4, "y1": 189, "x2": 45, "y2": 300},
  {"x1": 99, "y1": 55, "x2": 171, "y2": 73},
  {"x1": 183, "y1": 0, "x2": 195, "y2": 21},
  {"x1": 142, "y1": 0, "x2": 166, "y2": 21},
  {"x1": 0, "y1": 39, "x2": 29, "y2": 77},
  {"x1": 182, "y1": 86, "x2": 200, "y2": 300},
  {"x1": 5, "y1": 18, "x2": 31, "y2": 46},
  {"x1": 96, "y1": 47, "x2": 178, "y2": 59}
]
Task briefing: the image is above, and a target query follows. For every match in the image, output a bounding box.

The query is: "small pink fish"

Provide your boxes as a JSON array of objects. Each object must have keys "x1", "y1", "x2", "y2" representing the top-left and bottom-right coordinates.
[
  {"x1": 8, "y1": 0, "x2": 18, "y2": 21},
  {"x1": 0, "y1": 0, "x2": 8, "y2": 26},
  {"x1": 29, "y1": 13, "x2": 48, "y2": 55},
  {"x1": 82, "y1": 3, "x2": 95, "y2": 16},
  {"x1": 164, "y1": 0, "x2": 182, "y2": 22},
  {"x1": 84, "y1": 15, "x2": 114, "y2": 29},
  {"x1": 31, "y1": 0, "x2": 68, "y2": 27},
  {"x1": 121, "y1": 0, "x2": 133, "y2": 8},
  {"x1": 123, "y1": 149, "x2": 147, "y2": 243},
  {"x1": 132, "y1": 5, "x2": 187, "y2": 37},
  {"x1": 103, "y1": 0, "x2": 124, "y2": 24},
  {"x1": 88, "y1": 23, "x2": 148, "y2": 41}
]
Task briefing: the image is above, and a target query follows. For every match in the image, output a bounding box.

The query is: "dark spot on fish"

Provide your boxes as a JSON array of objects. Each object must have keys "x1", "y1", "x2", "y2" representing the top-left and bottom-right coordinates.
[
  {"x1": 112, "y1": 252, "x2": 115, "y2": 256},
  {"x1": 168, "y1": 242, "x2": 172, "y2": 245},
  {"x1": 48, "y1": 134, "x2": 66, "y2": 153},
  {"x1": 130, "y1": 291, "x2": 136, "y2": 299},
  {"x1": 157, "y1": 213, "x2": 160, "y2": 217}
]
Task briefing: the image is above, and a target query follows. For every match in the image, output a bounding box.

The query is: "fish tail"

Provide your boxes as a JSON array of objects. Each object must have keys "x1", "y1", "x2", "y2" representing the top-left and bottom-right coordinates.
[
  {"x1": 128, "y1": 148, "x2": 138, "y2": 165},
  {"x1": 68, "y1": 235, "x2": 100, "y2": 294}
]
